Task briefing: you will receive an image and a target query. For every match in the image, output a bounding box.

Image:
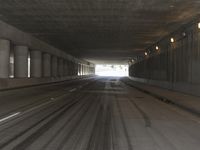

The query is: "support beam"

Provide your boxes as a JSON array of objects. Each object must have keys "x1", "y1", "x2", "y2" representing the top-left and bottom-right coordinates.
[
  {"x1": 14, "y1": 46, "x2": 28, "y2": 78},
  {"x1": 43, "y1": 53, "x2": 51, "y2": 77},
  {"x1": 0, "y1": 39, "x2": 10, "y2": 78},
  {"x1": 30, "y1": 50, "x2": 42, "y2": 78}
]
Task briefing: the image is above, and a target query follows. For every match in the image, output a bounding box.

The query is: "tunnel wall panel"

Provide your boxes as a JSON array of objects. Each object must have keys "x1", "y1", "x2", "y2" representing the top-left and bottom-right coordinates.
[{"x1": 129, "y1": 24, "x2": 200, "y2": 96}]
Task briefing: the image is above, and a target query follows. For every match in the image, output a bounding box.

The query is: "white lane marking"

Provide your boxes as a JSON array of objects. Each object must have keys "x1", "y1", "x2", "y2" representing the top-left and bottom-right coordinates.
[
  {"x1": 0, "y1": 112, "x2": 21, "y2": 123},
  {"x1": 69, "y1": 88, "x2": 77, "y2": 92},
  {"x1": 0, "y1": 93, "x2": 67, "y2": 124},
  {"x1": 50, "y1": 97, "x2": 55, "y2": 101}
]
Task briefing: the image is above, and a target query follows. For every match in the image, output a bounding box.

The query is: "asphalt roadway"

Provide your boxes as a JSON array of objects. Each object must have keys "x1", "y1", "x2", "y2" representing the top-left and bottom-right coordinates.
[{"x1": 0, "y1": 77, "x2": 199, "y2": 150}]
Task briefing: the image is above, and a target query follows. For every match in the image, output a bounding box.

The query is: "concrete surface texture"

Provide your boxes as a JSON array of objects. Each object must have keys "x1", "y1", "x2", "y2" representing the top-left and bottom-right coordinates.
[
  {"x1": 0, "y1": 0, "x2": 199, "y2": 64},
  {"x1": 0, "y1": 39, "x2": 10, "y2": 78},
  {"x1": 0, "y1": 18, "x2": 95, "y2": 89},
  {"x1": 14, "y1": 46, "x2": 29, "y2": 78},
  {"x1": 129, "y1": 20, "x2": 200, "y2": 97},
  {"x1": 123, "y1": 77, "x2": 200, "y2": 116},
  {"x1": 0, "y1": 77, "x2": 199, "y2": 150}
]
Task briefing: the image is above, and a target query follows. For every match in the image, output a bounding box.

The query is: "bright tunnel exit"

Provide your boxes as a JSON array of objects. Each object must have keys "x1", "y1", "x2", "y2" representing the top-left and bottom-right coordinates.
[{"x1": 95, "y1": 64, "x2": 128, "y2": 77}]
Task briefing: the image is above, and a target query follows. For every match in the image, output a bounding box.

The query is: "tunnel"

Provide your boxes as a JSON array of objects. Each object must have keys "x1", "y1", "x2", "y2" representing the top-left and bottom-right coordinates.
[{"x1": 0, "y1": 0, "x2": 200, "y2": 149}]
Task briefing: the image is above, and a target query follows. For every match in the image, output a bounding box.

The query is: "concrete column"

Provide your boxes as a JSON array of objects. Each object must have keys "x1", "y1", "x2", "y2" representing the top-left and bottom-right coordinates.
[
  {"x1": 85, "y1": 65, "x2": 87, "y2": 75},
  {"x1": 70, "y1": 61, "x2": 74, "y2": 75},
  {"x1": 81, "y1": 65, "x2": 83, "y2": 75},
  {"x1": 14, "y1": 46, "x2": 28, "y2": 78},
  {"x1": 85, "y1": 66, "x2": 87, "y2": 75},
  {"x1": 0, "y1": 39, "x2": 10, "y2": 78},
  {"x1": 58, "y1": 58, "x2": 64, "y2": 77},
  {"x1": 30, "y1": 50, "x2": 42, "y2": 78},
  {"x1": 74, "y1": 62, "x2": 77, "y2": 75},
  {"x1": 83, "y1": 65, "x2": 86, "y2": 75},
  {"x1": 68, "y1": 61, "x2": 72, "y2": 76},
  {"x1": 63, "y1": 60, "x2": 68, "y2": 76},
  {"x1": 43, "y1": 53, "x2": 51, "y2": 77},
  {"x1": 51, "y1": 56, "x2": 57, "y2": 77},
  {"x1": 78, "y1": 64, "x2": 81, "y2": 75},
  {"x1": 88, "y1": 67, "x2": 91, "y2": 75},
  {"x1": 86, "y1": 66, "x2": 89, "y2": 75},
  {"x1": 75, "y1": 63, "x2": 78, "y2": 75},
  {"x1": 82, "y1": 65, "x2": 84, "y2": 75},
  {"x1": 74, "y1": 62, "x2": 76, "y2": 75},
  {"x1": 80, "y1": 64, "x2": 82, "y2": 75}
]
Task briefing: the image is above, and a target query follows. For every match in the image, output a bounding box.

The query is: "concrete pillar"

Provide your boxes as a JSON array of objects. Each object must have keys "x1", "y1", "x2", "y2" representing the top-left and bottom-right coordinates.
[
  {"x1": 0, "y1": 39, "x2": 10, "y2": 78},
  {"x1": 89, "y1": 66, "x2": 91, "y2": 74},
  {"x1": 64, "y1": 60, "x2": 68, "y2": 76},
  {"x1": 82, "y1": 65, "x2": 84, "y2": 75},
  {"x1": 14, "y1": 46, "x2": 28, "y2": 78},
  {"x1": 58, "y1": 58, "x2": 64, "y2": 77},
  {"x1": 83, "y1": 65, "x2": 85, "y2": 75},
  {"x1": 74, "y1": 62, "x2": 77, "y2": 75},
  {"x1": 70, "y1": 61, "x2": 74, "y2": 75},
  {"x1": 43, "y1": 53, "x2": 51, "y2": 77},
  {"x1": 78, "y1": 64, "x2": 81, "y2": 75},
  {"x1": 80, "y1": 64, "x2": 82, "y2": 75},
  {"x1": 68, "y1": 61, "x2": 72, "y2": 76},
  {"x1": 51, "y1": 56, "x2": 57, "y2": 77},
  {"x1": 86, "y1": 66, "x2": 89, "y2": 75},
  {"x1": 30, "y1": 50, "x2": 42, "y2": 78},
  {"x1": 85, "y1": 65, "x2": 87, "y2": 75},
  {"x1": 75, "y1": 63, "x2": 78, "y2": 75},
  {"x1": 74, "y1": 62, "x2": 76, "y2": 75},
  {"x1": 82, "y1": 64, "x2": 84, "y2": 75}
]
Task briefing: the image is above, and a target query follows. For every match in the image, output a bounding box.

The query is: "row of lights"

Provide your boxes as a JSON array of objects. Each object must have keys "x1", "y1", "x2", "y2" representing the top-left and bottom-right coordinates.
[{"x1": 144, "y1": 22, "x2": 200, "y2": 56}]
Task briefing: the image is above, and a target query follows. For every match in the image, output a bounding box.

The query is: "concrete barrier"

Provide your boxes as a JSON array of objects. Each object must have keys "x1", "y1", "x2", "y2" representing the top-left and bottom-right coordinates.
[{"x1": 0, "y1": 75, "x2": 94, "y2": 90}]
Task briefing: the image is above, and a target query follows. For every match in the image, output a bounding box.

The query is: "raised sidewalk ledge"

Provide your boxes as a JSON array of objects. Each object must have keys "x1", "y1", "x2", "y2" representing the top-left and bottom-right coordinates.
[
  {"x1": 0, "y1": 75, "x2": 94, "y2": 91},
  {"x1": 122, "y1": 77, "x2": 200, "y2": 116}
]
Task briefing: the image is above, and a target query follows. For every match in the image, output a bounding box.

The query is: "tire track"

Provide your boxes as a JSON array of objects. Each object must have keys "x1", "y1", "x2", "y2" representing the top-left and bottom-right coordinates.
[
  {"x1": 115, "y1": 99, "x2": 133, "y2": 150},
  {"x1": 128, "y1": 98, "x2": 151, "y2": 127},
  {"x1": 0, "y1": 86, "x2": 88, "y2": 149}
]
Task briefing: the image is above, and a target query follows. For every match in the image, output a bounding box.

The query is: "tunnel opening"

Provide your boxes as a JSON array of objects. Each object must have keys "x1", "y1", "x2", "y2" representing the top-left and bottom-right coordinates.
[{"x1": 95, "y1": 64, "x2": 128, "y2": 77}]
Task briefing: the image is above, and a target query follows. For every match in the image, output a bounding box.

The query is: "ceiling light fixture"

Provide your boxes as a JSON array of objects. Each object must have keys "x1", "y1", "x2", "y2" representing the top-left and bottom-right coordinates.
[
  {"x1": 170, "y1": 37, "x2": 175, "y2": 43},
  {"x1": 182, "y1": 32, "x2": 186, "y2": 37},
  {"x1": 156, "y1": 46, "x2": 159, "y2": 50},
  {"x1": 144, "y1": 52, "x2": 148, "y2": 56},
  {"x1": 198, "y1": 22, "x2": 200, "y2": 29}
]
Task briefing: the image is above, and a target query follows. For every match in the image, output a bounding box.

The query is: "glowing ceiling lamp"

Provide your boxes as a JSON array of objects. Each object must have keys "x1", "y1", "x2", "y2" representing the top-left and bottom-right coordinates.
[
  {"x1": 170, "y1": 37, "x2": 175, "y2": 43},
  {"x1": 156, "y1": 46, "x2": 159, "y2": 50}
]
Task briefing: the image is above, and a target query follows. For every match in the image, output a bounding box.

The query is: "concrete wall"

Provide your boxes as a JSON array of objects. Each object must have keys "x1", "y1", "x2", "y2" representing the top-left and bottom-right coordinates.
[
  {"x1": 0, "y1": 20, "x2": 95, "y2": 90},
  {"x1": 0, "y1": 75, "x2": 93, "y2": 91},
  {"x1": 129, "y1": 21, "x2": 200, "y2": 97}
]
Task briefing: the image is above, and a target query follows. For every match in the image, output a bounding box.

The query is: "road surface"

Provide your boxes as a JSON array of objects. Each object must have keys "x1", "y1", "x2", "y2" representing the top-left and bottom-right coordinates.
[{"x1": 0, "y1": 77, "x2": 199, "y2": 150}]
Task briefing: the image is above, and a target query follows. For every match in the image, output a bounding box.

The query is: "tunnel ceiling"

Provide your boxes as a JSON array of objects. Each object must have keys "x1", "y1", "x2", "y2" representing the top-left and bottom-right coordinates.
[{"x1": 0, "y1": 0, "x2": 199, "y2": 64}]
